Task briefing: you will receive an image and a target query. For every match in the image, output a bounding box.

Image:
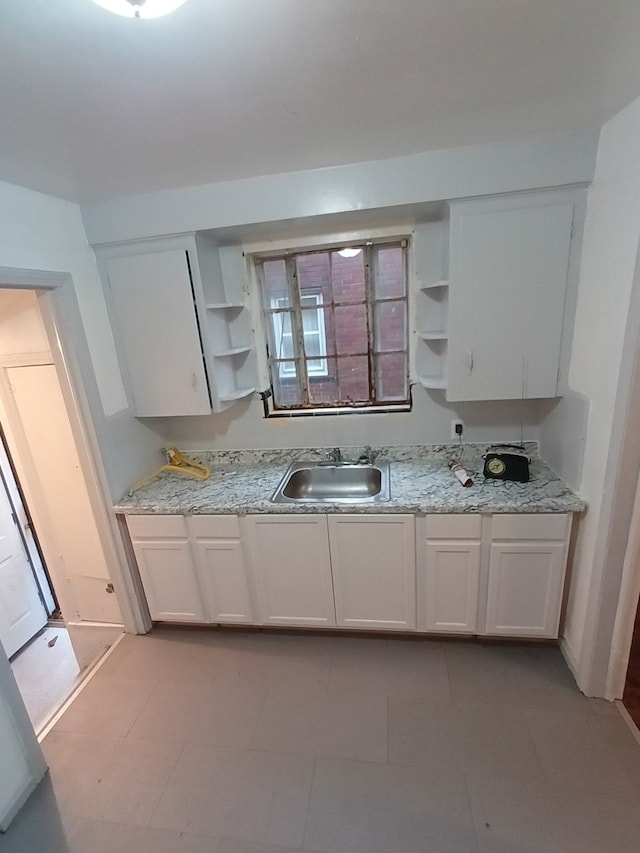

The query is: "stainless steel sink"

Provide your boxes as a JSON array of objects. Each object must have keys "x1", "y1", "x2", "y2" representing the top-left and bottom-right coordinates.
[{"x1": 271, "y1": 461, "x2": 390, "y2": 504}]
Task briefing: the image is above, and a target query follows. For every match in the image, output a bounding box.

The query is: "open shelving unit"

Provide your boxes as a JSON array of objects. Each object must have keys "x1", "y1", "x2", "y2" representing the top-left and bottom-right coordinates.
[{"x1": 195, "y1": 235, "x2": 257, "y2": 409}]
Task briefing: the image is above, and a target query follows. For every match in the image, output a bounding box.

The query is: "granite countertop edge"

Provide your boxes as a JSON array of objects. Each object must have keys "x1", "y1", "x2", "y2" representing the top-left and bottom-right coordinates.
[{"x1": 113, "y1": 443, "x2": 586, "y2": 517}]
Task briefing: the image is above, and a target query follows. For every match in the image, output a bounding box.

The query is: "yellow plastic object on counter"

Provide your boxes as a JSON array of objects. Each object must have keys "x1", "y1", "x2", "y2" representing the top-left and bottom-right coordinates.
[{"x1": 128, "y1": 447, "x2": 210, "y2": 496}]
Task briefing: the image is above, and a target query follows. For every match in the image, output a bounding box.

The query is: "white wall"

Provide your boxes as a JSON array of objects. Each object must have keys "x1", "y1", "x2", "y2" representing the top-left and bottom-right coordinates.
[
  {"x1": 83, "y1": 131, "x2": 598, "y2": 245},
  {"x1": 558, "y1": 95, "x2": 640, "y2": 684},
  {"x1": 0, "y1": 181, "x2": 126, "y2": 417},
  {"x1": 153, "y1": 388, "x2": 544, "y2": 453},
  {"x1": 0, "y1": 181, "x2": 165, "y2": 501}
]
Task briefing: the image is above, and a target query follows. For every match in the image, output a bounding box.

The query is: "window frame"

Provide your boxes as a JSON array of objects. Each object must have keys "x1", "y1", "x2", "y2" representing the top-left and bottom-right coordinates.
[{"x1": 255, "y1": 238, "x2": 410, "y2": 415}]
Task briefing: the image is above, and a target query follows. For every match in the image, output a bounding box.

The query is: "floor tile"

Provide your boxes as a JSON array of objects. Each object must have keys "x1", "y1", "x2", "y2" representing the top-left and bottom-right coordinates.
[
  {"x1": 328, "y1": 636, "x2": 451, "y2": 699},
  {"x1": 466, "y1": 773, "x2": 565, "y2": 853},
  {"x1": 97, "y1": 628, "x2": 225, "y2": 683},
  {"x1": 150, "y1": 744, "x2": 314, "y2": 848},
  {"x1": 251, "y1": 684, "x2": 388, "y2": 762},
  {"x1": 127, "y1": 679, "x2": 265, "y2": 748},
  {"x1": 389, "y1": 695, "x2": 544, "y2": 782},
  {"x1": 525, "y1": 707, "x2": 639, "y2": 795},
  {"x1": 41, "y1": 730, "x2": 183, "y2": 826},
  {"x1": 387, "y1": 696, "x2": 467, "y2": 791},
  {"x1": 52, "y1": 674, "x2": 157, "y2": 738},
  {"x1": 446, "y1": 642, "x2": 588, "y2": 711},
  {"x1": 554, "y1": 788, "x2": 640, "y2": 853},
  {"x1": 217, "y1": 841, "x2": 305, "y2": 853},
  {"x1": 303, "y1": 756, "x2": 477, "y2": 853},
  {"x1": 214, "y1": 633, "x2": 333, "y2": 691},
  {"x1": 63, "y1": 817, "x2": 218, "y2": 853}
]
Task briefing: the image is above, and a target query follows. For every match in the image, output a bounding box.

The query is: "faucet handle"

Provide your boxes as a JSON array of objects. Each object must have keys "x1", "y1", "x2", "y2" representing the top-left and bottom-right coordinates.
[{"x1": 358, "y1": 445, "x2": 376, "y2": 464}]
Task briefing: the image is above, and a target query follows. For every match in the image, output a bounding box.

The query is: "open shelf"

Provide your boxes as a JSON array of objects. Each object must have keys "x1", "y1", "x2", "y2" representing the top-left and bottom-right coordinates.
[
  {"x1": 418, "y1": 331, "x2": 448, "y2": 341},
  {"x1": 417, "y1": 374, "x2": 447, "y2": 390},
  {"x1": 218, "y1": 386, "x2": 256, "y2": 403},
  {"x1": 206, "y1": 302, "x2": 245, "y2": 310},
  {"x1": 419, "y1": 280, "x2": 449, "y2": 291},
  {"x1": 213, "y1": 346, "x2": 252, "y2": 358}
]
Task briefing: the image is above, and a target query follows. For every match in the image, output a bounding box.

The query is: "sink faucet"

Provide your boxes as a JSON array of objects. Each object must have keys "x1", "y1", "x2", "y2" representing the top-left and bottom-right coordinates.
[
  {"x1": 327, "y1": 447, "x2": 343, "y2": 464},
  {"x1": 358, "y1": 445, "x2": 376, "y2": 465}
]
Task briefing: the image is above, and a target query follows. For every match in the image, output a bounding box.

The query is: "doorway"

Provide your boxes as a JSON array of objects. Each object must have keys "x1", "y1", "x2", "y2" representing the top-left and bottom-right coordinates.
[{"x1": 0, "y1": 283, "x2": 125, "y2": 733}]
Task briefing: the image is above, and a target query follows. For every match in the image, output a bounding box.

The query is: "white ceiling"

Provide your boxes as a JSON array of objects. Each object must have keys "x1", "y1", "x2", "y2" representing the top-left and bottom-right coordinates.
[{"x1": 2, "y1": 0, "x2": 640, "y2": 204}]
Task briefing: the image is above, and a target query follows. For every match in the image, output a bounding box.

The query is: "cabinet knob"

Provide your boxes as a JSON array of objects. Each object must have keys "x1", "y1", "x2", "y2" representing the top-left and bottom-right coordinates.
[
  {"x1": 467, "y1": 350, "x2": 474, "y2": 374},
  {"x1": 191, "y1": 371, "x2": 198, "y2": 389}
]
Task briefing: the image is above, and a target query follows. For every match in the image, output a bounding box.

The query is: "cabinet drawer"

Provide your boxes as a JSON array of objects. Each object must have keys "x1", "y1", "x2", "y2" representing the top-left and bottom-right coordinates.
[
  {"x1": 188, "y1": 515, "x2": 241, "y2": 539},
  {"x1": 491, "y1": 513, "x2": 569, "y2": 541},
  {"x1": 126, "y1": 514, "x2": 187, "y2": 539},
  {"x1": 426, "y1": 514, "x2": 482, "y2": 540}
]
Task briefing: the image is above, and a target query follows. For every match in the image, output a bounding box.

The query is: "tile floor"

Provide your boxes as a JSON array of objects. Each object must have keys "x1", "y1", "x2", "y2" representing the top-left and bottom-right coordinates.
[
  {"x1": 3, "y1": 628, "x2": 640, "y2": 852},
  {"x1": 10, "y1": 627, "x2": 80, "y2": 731}
]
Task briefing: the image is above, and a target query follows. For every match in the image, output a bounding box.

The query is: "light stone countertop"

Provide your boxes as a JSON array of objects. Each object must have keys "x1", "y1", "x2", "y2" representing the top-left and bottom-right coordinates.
[{"x1": 113, "y1": 444, "x2": 586, "y2": 516}]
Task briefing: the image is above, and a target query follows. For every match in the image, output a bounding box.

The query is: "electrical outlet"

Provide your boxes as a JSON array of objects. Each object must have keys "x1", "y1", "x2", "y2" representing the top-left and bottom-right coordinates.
[{"x1": 451, "y1": 419, "x2": 464, "y2": 440}]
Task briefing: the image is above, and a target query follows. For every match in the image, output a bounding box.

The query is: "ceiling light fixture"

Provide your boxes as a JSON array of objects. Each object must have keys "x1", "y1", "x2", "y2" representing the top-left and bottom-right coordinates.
[
  {"x1": 92, "y1": 0, "x2": 188, "y2": 19},
  {"x1": 337, "y1": 247, "x2": 362, "y2": 258}
]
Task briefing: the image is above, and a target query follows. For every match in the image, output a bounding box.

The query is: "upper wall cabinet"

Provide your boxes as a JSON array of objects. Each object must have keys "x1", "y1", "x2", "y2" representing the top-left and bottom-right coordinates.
[
  {"x1": 99, "y1": 235, "x2": 256, "y2": 417},
  {"x1": 446, "y1": 192, "x2": 576, "y2": 402}
]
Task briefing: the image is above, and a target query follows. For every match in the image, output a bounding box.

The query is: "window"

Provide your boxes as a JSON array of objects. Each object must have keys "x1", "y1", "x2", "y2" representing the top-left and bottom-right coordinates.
[
  {"x1": 256, "y1": 241, "x2": 409, "y2": 412},
  {"x1": 271, "y1": 294, "x2": 328, "y2": 378}
]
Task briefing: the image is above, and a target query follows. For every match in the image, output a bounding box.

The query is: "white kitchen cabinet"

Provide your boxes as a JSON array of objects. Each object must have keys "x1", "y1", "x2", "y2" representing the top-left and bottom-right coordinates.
[
  {"x1": 126, "y1": 515, "x2": 206, "y2": 623},
  {"x1": 328, "y1": 515, "x2": 416, "y2": 630},
  {"x1": 446, "y1": 192, "x2": 576, "y2": 401},
  {"x1": 99, "y1": 235, "x2": 257, "y2": 416},
  {"x1": 246, "y1": 515, "x2": 335, "y2": 626},
  {"x1": 188, "y1": 515, "x2": 254, "y2": 624},
  {"x1": 418, "y1": 514, "x2": 482, "y2": 633},
  {"x1": 484, "y1": 514, "x2": 570, "y2": 638},
  {"x1": 105, "y1": 249, "x2": 212, "y2": 417}
]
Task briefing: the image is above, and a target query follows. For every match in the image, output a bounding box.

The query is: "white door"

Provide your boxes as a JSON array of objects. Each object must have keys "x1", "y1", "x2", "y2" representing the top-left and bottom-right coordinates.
[
  {"x1": 0, "y1": 474, "x2": 47, "y2": 658},
  {"x1": 131, "y1": 539, "x2": 206, "y2": 623},
  {"x1": 5, "y1": 363, "x2": 122, "y2": 625},
  {"x1": 247, "y1": 515, "x2": 335, "y2": 626},
  {"x1": 328, "y1": 515, "x2": 416, "y2": 631},
  {"x1": 484, "y1": 541, "x2": 567, "y2": 637},
  {"x1": 422, "y1": 540, "x2": 481, "y2": 633},
  {"x1": 192, "y1": 539, "x2": 254, "y2": 624},
  {"x1": 106, "y1": 250, "x2": 211, "y2": 417}
]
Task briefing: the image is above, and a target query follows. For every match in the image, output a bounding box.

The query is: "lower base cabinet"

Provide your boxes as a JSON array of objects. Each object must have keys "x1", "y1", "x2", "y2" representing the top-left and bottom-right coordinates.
[
  {"x1": 484, "y1": 514, "x2": 571, "y2": 638},
  {"x1": 419, "y1": 514, "x2": 482, "y2": 633},
  {"x1": 124, "y1": 511, "x2": 573, "y2": 640},
  {"x1": 126, "y1": 515, "x2": 206, "y2": 623},
  {"x1": 328, "y1": 515, "x2": 415, "y2": 630},
  {"x1": 246, "y1": 515, "x2": 335, "y2": 626},
  {"x1": 126, "y1": 513, "x2": 254, "y2": 624}
]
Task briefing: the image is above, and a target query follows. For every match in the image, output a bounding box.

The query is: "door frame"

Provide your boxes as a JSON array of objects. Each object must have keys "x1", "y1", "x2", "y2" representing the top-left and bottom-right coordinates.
[
  {"x1": 0, "y1": 266, "x2": 148, "y2": 636},
  {"x1": 575, "y1": 236, "x2": 640, "y2": 698}
]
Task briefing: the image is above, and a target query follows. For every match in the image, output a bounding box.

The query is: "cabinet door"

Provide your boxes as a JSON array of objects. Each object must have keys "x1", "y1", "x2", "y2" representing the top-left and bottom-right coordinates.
[
  {"x1": 192, "y1": 538, "x2": 254, "y2": 624},
  {"x1": 328, "y1": 515, "x2": 415, "y2": 630},
  {"x1": 131, "y1": 539, "x2": 206, "y2": 623},
  {"x1": 247, "y1": 516, "x2": 335, "y2": 626},
  {"x1": 447, "y1": 196, "x2": 574, "y2": 401},
  {"x1": 484, "y1": 541, "x2": 566, "y2": 637},
  {"x1": 421, "y1": 541, "x2": 481, "y2": 633},
  {"x1": 106, "y1": 250, "x2": 211, "y2": 417}
]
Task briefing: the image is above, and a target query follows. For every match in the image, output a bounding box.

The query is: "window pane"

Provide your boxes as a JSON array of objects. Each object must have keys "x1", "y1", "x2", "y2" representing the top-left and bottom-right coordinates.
[
  {"x1": 376, "y1": 352, "x2": 408, "y2": 401},
  {"x1": 331, "y1": 250, "x2": 366, "y2": 304},
  {"x1": 296, "y1": 253, "x2": 330, "y2": 305},
  {"x1": 374, "y1": 300, "x2": 407, "y2": 352},
  {"x1": 268, "y1": 310, "x2": 295, "y2": 360},
  {"x1": 262, "y1": 259, "x2": 289, "y2": 305},
  {"x1": 308, "y1": 357, "x2": 338, "y2": 404},
  {"x1": 373, "y1": 246, "x2": 405, "y2": 299},
  {"x1": 272, "y1": 362, "x2": 302, "y2": 407},
  {"x1": 334, "y1": 304, "x2": 368, "y2": 356},
  {"x1": 337, "y1": 356, "x2": 370, "y2": 402}
]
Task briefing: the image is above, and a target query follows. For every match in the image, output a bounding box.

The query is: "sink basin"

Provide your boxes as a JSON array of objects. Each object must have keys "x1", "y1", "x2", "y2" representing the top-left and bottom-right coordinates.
[{"x1": 271, "y1": 461, "x2": 390, "y2": 504}]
